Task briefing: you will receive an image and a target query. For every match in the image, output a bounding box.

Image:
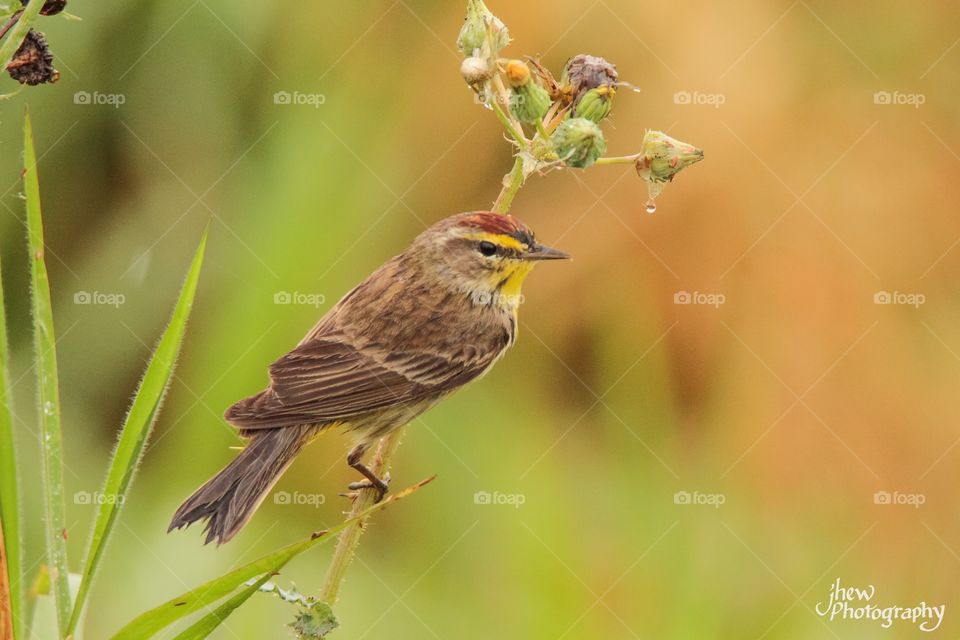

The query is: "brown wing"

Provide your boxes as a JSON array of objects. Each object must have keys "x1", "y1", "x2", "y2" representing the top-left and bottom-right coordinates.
[{"x1": 224, "y1": 334, "x2": 505, "y2": 429}]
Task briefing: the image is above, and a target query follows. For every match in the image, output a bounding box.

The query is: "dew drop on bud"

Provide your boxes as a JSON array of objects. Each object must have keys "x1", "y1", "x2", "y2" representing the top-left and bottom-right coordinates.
[{"x1": 645, "y1": 198, "x2": 656, "y2": 214}]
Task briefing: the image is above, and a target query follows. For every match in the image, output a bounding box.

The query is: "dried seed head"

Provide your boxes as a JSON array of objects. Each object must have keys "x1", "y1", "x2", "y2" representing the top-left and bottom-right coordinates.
[
  {"x1": 551, "y1": 117, "x2": 607, "y2": 169},
  {"x1": 460, "y1": 56, "x2": 491, "y2": 86},
  {"x1": 457, "y1": 0, "x2": 509, "y2": 56},
  {"x1": 561, "y1": 54, "x2": 618, "y2": 107},
  {"x1": 20, "y1": 0, "x2": 67, "y2": 15},
  {"x1": 6, "y1": 30, "x2": 59, "y2": 85}
]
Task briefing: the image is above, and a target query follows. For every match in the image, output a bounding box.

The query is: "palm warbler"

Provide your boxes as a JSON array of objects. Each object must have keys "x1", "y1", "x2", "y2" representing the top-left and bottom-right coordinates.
[{"x1": 169, "y1": 211, "x2": 568, "y2": 543}]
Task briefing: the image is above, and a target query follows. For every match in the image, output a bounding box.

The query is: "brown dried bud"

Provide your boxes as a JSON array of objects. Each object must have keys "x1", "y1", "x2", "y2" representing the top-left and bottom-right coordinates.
[
  {"x1": 561, "y1": 54, "x2": 618, "y2": 107},
  {"x1": 7, "y1": 29, "x2": 60, "y2": 86},
  {"x1": 20, "y1": 0, "x2": 67, "y2": 16},
  {"x1": 6, "y1": 30, "x2": 59, "y2": 85}
]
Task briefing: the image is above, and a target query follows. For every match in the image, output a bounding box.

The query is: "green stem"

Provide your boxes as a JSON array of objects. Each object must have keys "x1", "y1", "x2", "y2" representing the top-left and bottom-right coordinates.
[
  {"x1": 318, "y1": 428, "x2": 406, "y2": 605},
  {"x1": 0, "y1": 0, "x2": 46, "y2": 69},
  {"x1": 492, "y1": 156, "x2": 525, "y2": 214},
  {"x1": 491, "y1": 100, "x2": 526, "y2": 149},
  {"x1": 594, "y1": 153, "x2": 640, "y2": 166}
]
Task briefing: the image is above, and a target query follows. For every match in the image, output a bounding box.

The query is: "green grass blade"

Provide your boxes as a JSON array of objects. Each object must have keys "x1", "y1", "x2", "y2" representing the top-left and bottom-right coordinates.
[
  {"x1": 66, "y1": 230, "x2": 208, "y2": 636},
  {"x1": 169, "y1": 573, "x2": 273, "y2": 640},
  {"x1": 23, "y1": 111, "x2": 71, "y2": 637},
  {"x1": 0, "y1": 254, "x2": 24, "y2": 640},
  {"x1": 110, "y1": 477, "x2": 433, "y2": 640}
]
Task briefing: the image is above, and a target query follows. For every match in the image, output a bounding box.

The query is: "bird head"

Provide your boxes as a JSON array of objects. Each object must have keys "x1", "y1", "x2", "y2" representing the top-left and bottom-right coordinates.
[{"x1": 412, "y1": 211, "x2": 570, "y2": 309}]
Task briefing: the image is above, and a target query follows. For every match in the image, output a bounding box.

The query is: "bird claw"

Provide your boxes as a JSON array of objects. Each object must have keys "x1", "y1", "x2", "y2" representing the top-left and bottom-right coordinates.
[{"x1": 346, "y1": 472, "x2": 391, "y2": 502}]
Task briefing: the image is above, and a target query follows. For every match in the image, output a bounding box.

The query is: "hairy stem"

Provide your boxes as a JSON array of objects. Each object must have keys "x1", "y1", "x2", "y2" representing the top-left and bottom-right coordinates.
[
  {"x1": 492, "y1": 156, "x2": 525, "y2": 214},
  {"x1": 318, "y1": 428, "x2": 406, "y2": 605}
]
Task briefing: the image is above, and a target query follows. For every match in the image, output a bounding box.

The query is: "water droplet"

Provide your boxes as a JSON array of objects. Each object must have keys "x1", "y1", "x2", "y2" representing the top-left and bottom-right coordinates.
[
  {"x1": 645, "y1": 198, "x2": 657, "y2": 214},
  {"x1": 43, "y1": 401, "x2": 54, "y2": 416}
]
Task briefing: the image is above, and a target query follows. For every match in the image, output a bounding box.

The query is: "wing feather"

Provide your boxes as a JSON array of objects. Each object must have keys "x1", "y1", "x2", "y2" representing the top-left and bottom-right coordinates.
[{"x1": 224, "y1": 333, "x2": 504, "y2": 429}]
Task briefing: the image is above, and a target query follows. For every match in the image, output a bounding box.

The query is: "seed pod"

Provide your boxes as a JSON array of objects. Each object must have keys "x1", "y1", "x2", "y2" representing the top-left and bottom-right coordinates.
[
  {"x1": 574, "y1": 85, "x2": 615, "y2": 122},
  {"x1": 551, "y1": 117, "x2": 607, "y2": 169},
  {"x1": 20, "y1": 0, "x2": 66, "y2": 15},
  {"x1": 457, "y1": 0, "x2": 509, "y2": 56},
  {"x1": 6, "y1": 30, "x2": 59, "y2": 86},
  {"x1": 561, "y1": 54, "x2": 618, "y2": 109},
  {"x1": 635, "y1": 130, "x2": 703, "y2": 184},
  {"x1": 510, "y1": 81, "x2": 551, "y2": 124}
]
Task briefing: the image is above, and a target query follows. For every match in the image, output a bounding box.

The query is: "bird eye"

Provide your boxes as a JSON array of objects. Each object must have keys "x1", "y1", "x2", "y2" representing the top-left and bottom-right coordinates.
[{"x1": 478, "y1": 241, "x2": 497, "y2": 257}]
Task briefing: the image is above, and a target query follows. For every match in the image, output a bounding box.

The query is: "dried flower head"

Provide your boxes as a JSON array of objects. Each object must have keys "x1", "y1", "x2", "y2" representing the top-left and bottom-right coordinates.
[
  {"x1": 561, "y1": 54, "x2": 618, "y2": 107},
  {"x1": 20, "y1": 0, "x2": 66, "y2": 15},
  {"x1": 460, "y1": 56, "x2": 491, "y2": 86},
  {"x1": 6, "y1": 29, "x2": 59, "y2": 85}
]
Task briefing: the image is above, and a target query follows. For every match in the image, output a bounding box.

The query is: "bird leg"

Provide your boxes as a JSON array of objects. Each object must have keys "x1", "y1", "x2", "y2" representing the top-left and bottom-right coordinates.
[{"x1": 345, "y1": 443, "x2": 390, "y2": 501}]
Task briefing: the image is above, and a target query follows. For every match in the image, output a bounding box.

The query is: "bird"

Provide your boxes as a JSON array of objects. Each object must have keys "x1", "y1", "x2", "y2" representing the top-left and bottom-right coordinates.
[{"x1": 168, "y1": 211, "x2": 569, "y2": 544}]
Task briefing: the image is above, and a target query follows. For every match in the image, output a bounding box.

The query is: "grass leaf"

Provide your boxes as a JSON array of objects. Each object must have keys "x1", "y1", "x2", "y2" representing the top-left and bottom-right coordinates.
[
  {"x1": 168, "y1": 573, "x2": 273, "y2": 640},
  {"x1": 23, "y1": 110, "x2": 71, "y2": 637},
  {"x1": 110, "y1": 477, "x2": 434, "y2": 640},
  {"x1": 66, "y1": 229, "x2": 208, "y2": 636},
  {"x1": 0, "y1": 253, "x2": 23, "y2": 640}
]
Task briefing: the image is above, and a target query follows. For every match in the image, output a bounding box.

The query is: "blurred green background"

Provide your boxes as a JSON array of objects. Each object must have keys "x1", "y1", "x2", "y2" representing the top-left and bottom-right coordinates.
[{"x1": 2, "y1": 0, "x2": 960, "y2": 637}]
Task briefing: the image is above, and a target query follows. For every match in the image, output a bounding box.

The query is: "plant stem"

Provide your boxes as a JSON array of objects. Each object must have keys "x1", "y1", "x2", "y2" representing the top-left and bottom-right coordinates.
[
  {"x1": 318, "y1": 428, "x2": 406, "y2": 605},
  {"x1": 492, "y1": 156, "x2": 525, "y2": 214},
  {"x1": 594, "y1": 153, "x2": 640, "y2": 166},
  {"x1": 0, "y1": 0, "x2": 46, "y2": 68}
]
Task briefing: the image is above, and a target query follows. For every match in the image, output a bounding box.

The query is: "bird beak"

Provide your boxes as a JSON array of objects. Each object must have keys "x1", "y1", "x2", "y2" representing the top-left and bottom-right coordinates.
[{"x1": 522, "y1": 243, "x2": 571, "y2": 261}]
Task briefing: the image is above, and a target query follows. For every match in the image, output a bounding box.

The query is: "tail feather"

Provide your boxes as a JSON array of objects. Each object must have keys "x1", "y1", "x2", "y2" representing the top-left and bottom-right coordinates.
[{"x1": 168, "y1": 425, "x2": 315, "y2": 544}]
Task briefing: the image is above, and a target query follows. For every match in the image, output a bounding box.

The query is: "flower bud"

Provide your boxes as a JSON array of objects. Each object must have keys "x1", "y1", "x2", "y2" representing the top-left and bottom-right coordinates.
[
  {"x1": 551, "y1": 117, "x2": 607, "y2": 169},
  {"x1": 573, "y1": 85, "x2": 615, "y2": 122},
  {"x1": 460, "y1": 56, "x2": 491, "y2": 86},
  {"x1": 457, "y1": 0, "x2": 509, "y2": 56},
  {"x1": 504, "y1": 59, "x2": 530, "y2": 87},
  {"x1": 510, "y1": 81, "x2": 551, "y2": 124},
  {"x1": 635, "y1": 130, "x2": 703, "y2": 184}
]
